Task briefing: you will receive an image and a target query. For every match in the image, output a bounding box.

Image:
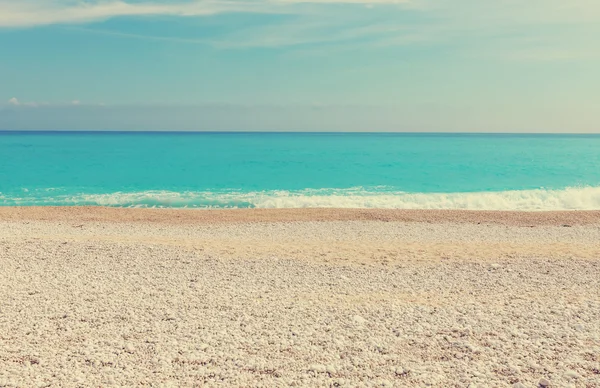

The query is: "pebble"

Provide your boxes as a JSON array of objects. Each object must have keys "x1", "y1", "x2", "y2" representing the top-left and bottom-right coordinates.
[
  {"x1": 1, "y1": 220, "x2": 599, "y2": 387},
  {"x1": 565, "y1": 370, "x2": 580, "y2": 379},
  {"x1": 538, "y1": 377, "x2": 550, "y2": 387}
]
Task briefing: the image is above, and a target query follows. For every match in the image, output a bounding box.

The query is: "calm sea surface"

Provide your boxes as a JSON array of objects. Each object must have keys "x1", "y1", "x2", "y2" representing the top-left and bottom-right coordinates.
[{"x1": 1, "y1": 132, "x2": 599, "y2": 209}]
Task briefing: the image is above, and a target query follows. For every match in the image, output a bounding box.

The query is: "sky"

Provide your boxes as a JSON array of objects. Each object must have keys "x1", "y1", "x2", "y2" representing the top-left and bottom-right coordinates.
[{"x1": 0, "y1": 0, "x2": 599, "y2": 132}]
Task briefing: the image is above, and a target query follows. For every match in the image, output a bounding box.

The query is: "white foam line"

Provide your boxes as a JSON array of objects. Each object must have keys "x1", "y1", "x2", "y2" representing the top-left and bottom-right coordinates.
[{"x1": 3, "y1": 186, "x2": 600, "y2": 210}]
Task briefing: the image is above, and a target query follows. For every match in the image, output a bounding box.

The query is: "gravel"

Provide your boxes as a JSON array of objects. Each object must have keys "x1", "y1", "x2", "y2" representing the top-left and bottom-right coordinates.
[{"x1": 1, "y1": 219, "x2": 599, "y2": 387}]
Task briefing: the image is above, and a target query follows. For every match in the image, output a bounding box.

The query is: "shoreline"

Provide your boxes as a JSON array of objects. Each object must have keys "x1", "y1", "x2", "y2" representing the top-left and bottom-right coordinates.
[{"x1": 2, "y1": 206, "x2": 600, "y2": 226}]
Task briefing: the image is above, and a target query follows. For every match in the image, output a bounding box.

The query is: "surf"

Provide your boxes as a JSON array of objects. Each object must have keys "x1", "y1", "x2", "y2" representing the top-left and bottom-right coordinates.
[{"x1": 3, "y1": 186, "x2": 600, "y2": 210}]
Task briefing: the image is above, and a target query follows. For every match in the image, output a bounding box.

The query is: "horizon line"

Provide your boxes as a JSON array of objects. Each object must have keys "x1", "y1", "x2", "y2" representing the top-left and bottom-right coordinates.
[{"x1": 1, "y1": 130, "x2": 599, "y2": 136}]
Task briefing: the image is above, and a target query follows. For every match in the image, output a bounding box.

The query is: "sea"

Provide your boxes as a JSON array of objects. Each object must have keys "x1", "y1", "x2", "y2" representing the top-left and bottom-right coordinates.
[{"x1": 1, "y1": 131, "x2": 599, "y2": 210}]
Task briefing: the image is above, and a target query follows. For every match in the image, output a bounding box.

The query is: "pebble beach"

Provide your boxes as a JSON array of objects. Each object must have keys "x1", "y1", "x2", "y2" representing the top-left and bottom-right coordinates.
[{"x1": 1, "y1": 208, "x2": 599, "y2": 387}]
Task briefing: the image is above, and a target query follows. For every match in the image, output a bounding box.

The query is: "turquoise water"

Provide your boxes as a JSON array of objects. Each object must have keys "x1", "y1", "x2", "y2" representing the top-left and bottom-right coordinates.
[{"x1": 1, "y1": 131, "x2": 600, "y2": 209}]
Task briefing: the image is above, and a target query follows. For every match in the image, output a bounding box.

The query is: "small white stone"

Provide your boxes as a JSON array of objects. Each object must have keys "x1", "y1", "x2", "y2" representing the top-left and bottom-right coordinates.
[
  {"x1": 125, "y1": 343, "x2": 135, "y2": 353},
  {"x1": 310, "y1": 364, "x2": 326, "y2": 373},
  {"x1": 565, "y1": 370, "x2": 580, "y2": 379},
  {"x1": 326, "y1": 365, "x2": 336, "y2": 374},
  {"x1": 508, "y1": 364, "x2": 521, "y2": 374},
  {"x1": 512, "y1": 383, "x2": 527, "y2": 388},
  {"x1": 352, "y1": 315, "x2": 366, "y2": 325}
]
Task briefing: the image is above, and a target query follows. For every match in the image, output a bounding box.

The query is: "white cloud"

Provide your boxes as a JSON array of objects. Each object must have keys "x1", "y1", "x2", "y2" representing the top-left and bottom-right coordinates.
[
  {"x1": 6, "y1": 98, "x2": 43, "y2": 107},
  {"x1": 4, "y1": 98, "x2": 88, "y2": 107},
  {"x1": 6, "y1": 98, "x2": 48, "y2": 107},
  {"x1": 0, "y1": 0, "x2": 410, "y2": 28}
]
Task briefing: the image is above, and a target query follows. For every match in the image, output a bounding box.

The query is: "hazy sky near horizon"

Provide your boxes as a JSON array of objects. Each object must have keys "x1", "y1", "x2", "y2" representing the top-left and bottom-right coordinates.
[{"x1": 1, "y1": 0, "x2": 599, "y2": 132}]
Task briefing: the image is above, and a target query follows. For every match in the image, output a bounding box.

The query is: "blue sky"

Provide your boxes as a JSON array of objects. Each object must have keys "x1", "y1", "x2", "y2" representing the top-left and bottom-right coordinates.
[{"x1": 0, "y1": 0, "x2": 599, "y2": 132}]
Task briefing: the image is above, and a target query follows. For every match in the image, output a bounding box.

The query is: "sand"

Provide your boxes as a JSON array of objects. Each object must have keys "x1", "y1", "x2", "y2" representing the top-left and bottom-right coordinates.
[
  {"x1": 1, "y1": 208, "x2": 599, "y2": 387},
  {"x1": 3, "y1": 207, "x2": 600, "y2": 226}
]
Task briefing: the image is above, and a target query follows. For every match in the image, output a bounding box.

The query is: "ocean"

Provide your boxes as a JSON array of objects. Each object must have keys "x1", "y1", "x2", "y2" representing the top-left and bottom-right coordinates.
[{"x1": 1, "y1": 131, "x2": 599, "y2": 210}]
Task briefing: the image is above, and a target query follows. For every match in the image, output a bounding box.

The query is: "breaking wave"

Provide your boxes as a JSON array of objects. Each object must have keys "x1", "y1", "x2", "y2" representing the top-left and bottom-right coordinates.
[{"x1": 2, "y1": 186, "x2": 600, "y2": 210}]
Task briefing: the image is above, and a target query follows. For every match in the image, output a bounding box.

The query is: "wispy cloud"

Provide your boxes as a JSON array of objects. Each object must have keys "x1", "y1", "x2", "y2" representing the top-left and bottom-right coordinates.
[
  {"x1": 67, "y1": 18, "x2": 415, "y2": 48},
  {"x1": 0, "y1": 1, "x2": 245, "y2": 28},
  {"x1": 1, "y1": 0, "x2": 598, "y2": 62},
  {"x1": 0, "y1": 0, "x2": 410, "y2": 28}
]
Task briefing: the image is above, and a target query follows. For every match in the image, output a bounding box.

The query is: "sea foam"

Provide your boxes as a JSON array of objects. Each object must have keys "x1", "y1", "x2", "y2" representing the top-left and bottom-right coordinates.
[{"x1": 2, "y1": 186, "x2": 600, "y2": 210}]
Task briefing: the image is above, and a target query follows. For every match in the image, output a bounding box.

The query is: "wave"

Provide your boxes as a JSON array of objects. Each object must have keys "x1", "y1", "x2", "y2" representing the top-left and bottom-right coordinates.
[{"x1": 2, "y1": 186, "x2": 600, "y2": 210}]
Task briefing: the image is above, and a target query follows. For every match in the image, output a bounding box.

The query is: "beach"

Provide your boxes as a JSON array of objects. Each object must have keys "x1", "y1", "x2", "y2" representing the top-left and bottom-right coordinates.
[{"x1": 1, "y1": 208, "x2": 599, "y2": 387}]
